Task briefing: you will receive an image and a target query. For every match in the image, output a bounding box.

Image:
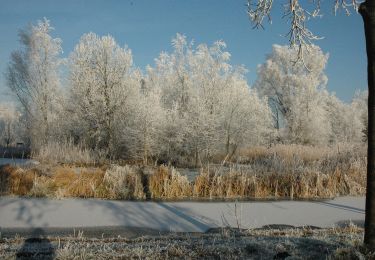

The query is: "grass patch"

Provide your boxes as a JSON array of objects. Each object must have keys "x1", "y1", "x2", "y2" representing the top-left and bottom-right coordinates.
[
  {"x1": 1, "y1": 226, "x2": 373, "y2": 259},
  {"x1": 32, "y1": 141, "x2": 100, "y2": 166}
]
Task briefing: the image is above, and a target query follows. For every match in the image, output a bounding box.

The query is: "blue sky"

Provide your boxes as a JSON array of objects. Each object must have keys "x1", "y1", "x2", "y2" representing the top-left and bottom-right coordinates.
[{"x1": 0, "y1": 0, "x2": 366, "y2": 102}]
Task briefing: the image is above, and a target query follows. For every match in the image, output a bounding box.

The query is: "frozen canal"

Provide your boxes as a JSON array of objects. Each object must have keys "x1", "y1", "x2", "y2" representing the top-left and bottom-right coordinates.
[
  {"x1": 0, "y1": 196, "x2": 365, "y2": 233},
  {"x1": 0, "y1": 158, "x2": 38, "y2": 167}
]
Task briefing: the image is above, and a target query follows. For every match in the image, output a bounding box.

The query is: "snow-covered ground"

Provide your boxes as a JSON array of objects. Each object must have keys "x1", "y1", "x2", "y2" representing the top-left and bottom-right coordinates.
[{"x1": 0, "y1": 196, "x2": 365, "y2": 232}]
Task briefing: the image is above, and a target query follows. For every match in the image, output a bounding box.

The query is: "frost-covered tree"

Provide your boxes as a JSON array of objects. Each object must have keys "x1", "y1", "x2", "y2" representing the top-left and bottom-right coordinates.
[
  {"x1": 150, "y1": 34, "x2": 272, "y2": 165},
  {"x1": 219, "y1": 70, "x2": 272, "y2": 157},
  {"x1": 159, "y1": 106, "x2": 186, "y2": 165},
  {"x1": 185, "y1": 40, "x2": 231, "y2": 165},
  {"x1": 255, "y1": 44, "x2": 330, "y2": 144},
  {"x1": 0, "y1": 104, "x2": 21, "y2": 147},
  {"x1": 149, "y1": 34, "x2": 217, "y2": 165},
  {"x1": 124, "y1": 74, "x2": 165, "y2": 164},
  {"x1": 325, "y1": 92, "x2": 365, "y2": 143},
  {"x1": 6, "y1": 18, "x2": 62, "y2": 150},
  {"x1": 352, "y1": 90, "x2": 368, "y2": 141},
  {"x1": 68, "y1": 33, "x2": 137, "y2": 157}
]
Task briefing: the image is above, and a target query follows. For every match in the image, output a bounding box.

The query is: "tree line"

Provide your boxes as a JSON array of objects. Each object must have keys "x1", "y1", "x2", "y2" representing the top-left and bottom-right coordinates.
[{"x1": 2, "y1": 19, "x2": 367, "y2": 165}]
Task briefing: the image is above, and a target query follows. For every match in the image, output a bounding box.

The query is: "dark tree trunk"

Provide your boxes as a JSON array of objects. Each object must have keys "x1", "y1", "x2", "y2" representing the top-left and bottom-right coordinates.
[{"x1": 360, "y1": 0, "x2": 375, "y2": 248}]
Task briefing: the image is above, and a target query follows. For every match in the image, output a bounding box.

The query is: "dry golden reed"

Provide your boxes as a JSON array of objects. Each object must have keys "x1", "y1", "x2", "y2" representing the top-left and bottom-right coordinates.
[
  {"x1": 0, "y1": 144, "x2": 367, "y2": 200},
  {"x1": 0, "y1": 165, "x2": 38, "y2": 195},
  {"x1": 149, "y1": 166, "x2": 192, "y2": 199}
]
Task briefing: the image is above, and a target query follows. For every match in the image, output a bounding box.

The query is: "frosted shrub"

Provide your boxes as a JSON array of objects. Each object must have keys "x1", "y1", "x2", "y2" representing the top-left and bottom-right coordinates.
[
  {"x1": 103, "y1": 165, "x2": 145, "y2": 199},
  {"x1": 33, "y1": 141, "x2": 97, "y2": 165}
]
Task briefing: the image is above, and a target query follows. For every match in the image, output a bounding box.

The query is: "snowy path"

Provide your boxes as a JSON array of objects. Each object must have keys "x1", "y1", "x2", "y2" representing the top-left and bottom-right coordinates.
[{"x1": 0, "y1": 196, "x2": 365, "y2": 234}]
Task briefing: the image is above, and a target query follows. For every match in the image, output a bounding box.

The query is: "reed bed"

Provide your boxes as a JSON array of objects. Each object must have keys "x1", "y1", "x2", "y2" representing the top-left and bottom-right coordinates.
[
  {"x1": 102, "y1": 165, "x2": 145, "y2": 199},
  {"x1": 0, "y1": 144, "x2": 367, "y2": 200},
  {"x1": 0, "y1": 165, "x2": 38, "y2": 196},
  {"x1": 0, "y1": 164, "x2": 145, "y2": 199},
  {"x1": 192, "y1": 144, "x2": 366, "y2": 199},
  {"x1": 191, "y1": 169, "x2": 365, "y2": 200},
  {"x1": 149, "y1": 166, "x2": 192, "y2": 199}
]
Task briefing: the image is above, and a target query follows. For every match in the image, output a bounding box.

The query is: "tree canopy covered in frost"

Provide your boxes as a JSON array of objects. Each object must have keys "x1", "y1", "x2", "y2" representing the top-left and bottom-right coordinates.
[
  {"x1": 68, "y1": 33, "x2": 138, "y2": 157},
  {"x1": 255, "y1": 44, "x2": 366, "y2": 145},
  {"x1": 4, "y1": 19, "x2": 367, "y2": 165},
  {"x1": 149, "y1": 34, "x2": 272, "y2": 165},
  {"x1": 255, "y1": 45, "x2": 330, "y2": 144},
  {"x1": 6, "y1": 18, "x2": 62, "y2": 150}
]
